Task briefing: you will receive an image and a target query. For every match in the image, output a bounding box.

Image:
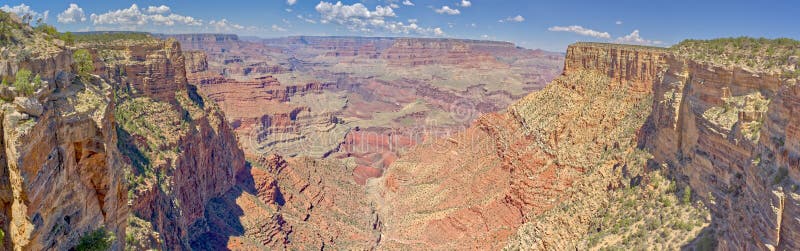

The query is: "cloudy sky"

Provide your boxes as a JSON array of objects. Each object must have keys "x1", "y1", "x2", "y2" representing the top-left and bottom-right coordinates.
[{"x1": 2, "y1": 0, "x2": 798, "y2": 51}]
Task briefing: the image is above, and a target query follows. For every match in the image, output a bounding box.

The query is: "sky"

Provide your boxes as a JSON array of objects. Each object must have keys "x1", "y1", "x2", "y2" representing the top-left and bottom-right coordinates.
[{"x1": 2, "y1": 0, "x2": 799, "y2": 52}]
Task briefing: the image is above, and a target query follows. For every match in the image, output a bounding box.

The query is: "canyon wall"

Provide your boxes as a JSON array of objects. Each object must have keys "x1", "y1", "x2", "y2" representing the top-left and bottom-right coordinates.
[
  {"x1": 526, "y1": 42, "x2": 800, "y2": 250},
  {"x1": 91, "y1": 38, "x2": 246, "y2": 249},
  {"x1": 0, "y1": 48, "x2": 129, "y2": 251},
  {"x1": 373, "y1": 41, "x2": 799, "y2": 250},
  {"x1": 0, "y1": 21, "x2": 245, "y2": 250},
  {"x1": 643, "y1": 49, "x2": 799, "y2": 250}
]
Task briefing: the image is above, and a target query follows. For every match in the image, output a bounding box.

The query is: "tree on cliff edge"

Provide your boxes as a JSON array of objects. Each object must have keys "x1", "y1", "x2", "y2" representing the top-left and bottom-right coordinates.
[{"x1": 74, "y1": 49, "x2": 94, "y2": 78}]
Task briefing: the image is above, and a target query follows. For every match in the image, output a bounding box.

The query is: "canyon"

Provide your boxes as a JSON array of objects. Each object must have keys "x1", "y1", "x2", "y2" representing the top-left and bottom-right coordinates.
[
  {"x1": 165, "y1": 33, "x2": 564, "y2": 175},
  {"x1": 1, "y1": 9, "x2": 800, "y2": 251}
]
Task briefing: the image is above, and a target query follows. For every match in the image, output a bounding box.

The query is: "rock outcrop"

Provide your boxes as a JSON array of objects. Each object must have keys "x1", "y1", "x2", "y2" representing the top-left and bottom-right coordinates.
[
  {"x1": 88, "y1": 37, "x2": 246, "y2": 249},
  {"x1": 0, "y1": 18, "x2": 245, "y2": 250},
  {"x1": 184, "y1": 50, "x2": 208, "y2": 73},
  {"x1": 559, "y1": 41, "x2": 800, "y2": 250},
  {"x1": 192, "y1": 154, "x2": 380, "y2": 250},
  {"x1": 644, "y1": 47, "x2": 799, "y2": 250}
]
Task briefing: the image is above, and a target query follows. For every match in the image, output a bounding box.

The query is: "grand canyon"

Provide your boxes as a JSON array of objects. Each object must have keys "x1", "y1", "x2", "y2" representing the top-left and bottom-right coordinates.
[{"x1": 1, "y1": 1, "x2": 800, "y2": 250}]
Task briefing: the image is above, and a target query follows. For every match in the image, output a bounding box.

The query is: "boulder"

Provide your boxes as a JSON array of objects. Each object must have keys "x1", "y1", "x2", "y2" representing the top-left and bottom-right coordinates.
[
  {"x1": 0, "y1": 85, "x2": 15, "y2": 101},
  {"x1": 788, "y1": 55, "x2": 799, "y2": 65},
  {"x1": 14, "y1": 96, "x2": 43, "y2": 116}
]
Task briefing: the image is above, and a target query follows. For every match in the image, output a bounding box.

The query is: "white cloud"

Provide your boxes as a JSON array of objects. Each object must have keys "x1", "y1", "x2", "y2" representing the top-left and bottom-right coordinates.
[
  {"x1": 297, "y1": 14, "x2": 317, "y2": 24},
  {"x1": 272, "y1": 24, "x2": 287, "y2": 32},
  {"x1": 314, "y1": 1, "x2": 443, "y2": 36},
  {"x1": 208, "y1": 18, "x2": 244, "y2": 31},
  {"x1": 1, "y1": 3, "x2": 48, "y2": 22},
  {"x1": 408, "y1": 18, "x2": 417, "y2": 23},
  {"x1": 286, "y1": 8, "x2": 293, "y2": 12},
  {"x1": 547, "y1": 25, "x2": 611, "y2": 39},
  {"x1": 500, "y1": 15, "x2": 524, "y2": 23},
  {"x1": 390, "y1": 3, "x2": 400, "y2": 8},
  {"x1": 615, "y1": 20, "x2": 623, "y2": 25},
  {"x1": 459, "y1": 0, "x2": 472, "y2": 7},
  {"x1": 316, "y1": 1, "x2": 396, "y2": 22},
  {"x1": 90, "y1": 4, "x2": 147, "y2": 25},
  {"x1": 402, "y1": 0, "x2": 415, "y2": 6},
  {"x1": 90, "y1": 4, "x2": 201, "y2": 27},
  {"x1": 150, "y1": 13, "x2": 202, "y2": 26},
  {"x1": 434, "y1": 6, "x2": 460, "y2": 15},
  {"x1": 614, "y1": 30, "x2": 663, "y2": 45},
  {"x1": 287, "y1": 0, "x2": 297, "y2": 5},
  {"x1": 57, "y1": 3, "x2": 86, "y2": 23},
  {"x1": 470, "y1": 23, "x2": 476, "y2": 27},
  {"x1": 146, "y1": 5, "x2": 170, "y2": 14}
]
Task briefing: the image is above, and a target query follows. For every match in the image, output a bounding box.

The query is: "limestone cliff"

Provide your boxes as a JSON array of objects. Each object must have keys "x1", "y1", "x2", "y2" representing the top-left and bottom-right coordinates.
[
  {"x1": 644, "y1": 41, "x2": 800, "y2": 250},
  {"x1": 0, "y1": 16, "x2": 244, "y2": 250},
  {"x1": 503, "y1": 41, "x2": 800, "y2": 249},
  {"x1": 84, "y1": 35, "x2": 246, "y2": 249}
]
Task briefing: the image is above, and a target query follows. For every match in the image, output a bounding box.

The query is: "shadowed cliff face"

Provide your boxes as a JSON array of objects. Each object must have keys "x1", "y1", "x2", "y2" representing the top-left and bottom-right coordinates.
[
  {"x1": 86, "y1": 38, "x2": 247, "y2": 249},
  {"x1": 566, "y1": 42, "x2": 800, "y2": 250},
  {"x1": 0, "y1": 16, "x2": 245, "y2": 250},
  {"x1": 645, "y1": 47, "x2": 800, "y2": 250}
]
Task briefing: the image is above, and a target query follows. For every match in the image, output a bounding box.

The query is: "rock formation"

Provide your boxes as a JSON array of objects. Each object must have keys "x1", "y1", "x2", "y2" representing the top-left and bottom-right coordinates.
[{"x1": 0, "y1": 17, "x2": 245, "y2": 250}]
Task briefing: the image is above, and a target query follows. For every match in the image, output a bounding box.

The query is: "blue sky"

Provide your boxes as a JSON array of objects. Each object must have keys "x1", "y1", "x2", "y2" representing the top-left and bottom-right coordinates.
[{"x1": 2, "y1": 1, "x2": 799, "y2": 51}]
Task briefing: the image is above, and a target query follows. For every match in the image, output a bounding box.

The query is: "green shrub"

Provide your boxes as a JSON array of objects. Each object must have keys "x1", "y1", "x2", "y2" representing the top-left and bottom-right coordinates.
[
  {"x1": 59, "y1": 31, "x2": 75, "y2": 46},
  {"x1": 1, "y1": 228, "x2": 4, "y2": 246},
  {"x1": 774, "y1": 167, "x2": 789, "y2": 185},
  {"x1": 74, "y1": 49, "x2": 94, "y2": 77},
  {"x1": 13, "y1": 69, "x2": 39, "y2": 95},
  {"x1": 682, "y1": 186, "x2": 692, "y2": 204},
  {"x1": 0, "y1": 11, "x2": 17, "y2": 45},
  {"x1": 695, "y1": 232, "x2": 717, "y2": 251},
  {"x1": 34, "y1": 23, "x2": 58, "y2": 38},
  {"x1": 659, "y1": 195, "x2": 673, "y2": 207},
  {"x1": 75, "y1": 228, "x2": 115, "y2": 251}
]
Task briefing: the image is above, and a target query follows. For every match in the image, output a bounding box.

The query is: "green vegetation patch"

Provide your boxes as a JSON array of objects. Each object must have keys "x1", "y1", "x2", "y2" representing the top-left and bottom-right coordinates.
[
  {"x1": 74, "y1": 49, "x2": 95, "y2": 77},
  {"x1": 673, "y1": 37, "x2": 800, "y2": 73},
  {"x1": 583, "y1": 171, "x2": 710, "y2": 250},
  {"x1": 74, "y1": 32, "x2": 154, "y2": 44},
  {"x1": 75, "y1": 228, "x2": 115, "y2": 251},
  {"x1": 9, "y1": 68, "x2": 43, "y2": 96},
  {"x1": 115, "y1": 93, "x2": 189, "y2": 196},
  {"x1": 701, "y1": 91, "x2": 769, "y2": 141},
  {"x1": 0, "y1": 10, "x2": 24, "y2": 45}
]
